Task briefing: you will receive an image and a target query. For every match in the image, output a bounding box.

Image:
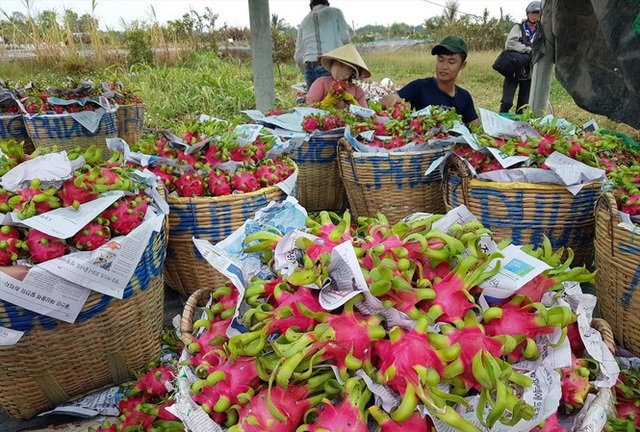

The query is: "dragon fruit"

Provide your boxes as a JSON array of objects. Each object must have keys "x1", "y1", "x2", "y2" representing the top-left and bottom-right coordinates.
[
  {"x1": 368, "y1": 406, "x2": 432, "y2": 432},
  {"x1": 559, "y1": 354, "x2": 595, "y2": 413},
  {"x1": 100, "y1": 197, "x2": 146, "y2": 236},
  {"x1": 175, "y1": 171, "x2": 206, "y2": 197},
  {"x1": 530, "y1": 412, "x2": 567, "y2": 432},
  {"x1": 299, "y1": 378, "x2": 371, "y2": 432},
  {"x1": 9, "y1": 178, "x2": 61, "y2": 219},
  {"x1": 150, "y1": 165, "x2": 177, "y2": 191},
  {"x1": 231, "y1": 170, "x2": 260, "y2": 194},
  {"x1": 203, "y1": 144, "x2": 226, "y2": 166},
  {"x1": 58, "y1": 174, "x2": 99, "y2": 209},
  {"x1": 72, "y1": 222, "x2": 110, "y2": 251},
  {"x1": 25, "y1": 229, "x2": 67, "y2": 263},
  {"x1": 0, "y1": 225, "x2": 22, "y2": 265},
  {"x1": 191, "y1": 355, "x2": 260, "y2": 419},
  {"x1": 253, "y1": 163, "x2": 281, "y2": 187},
  {"x1": 302, "y1": 115, "x2": 320, "y2": 133},
  {"x1": 229, "y1": 384, "x2": 325, "y2": 432},
  {"x1": 230, "y1": 145, "x2": 256, "y2": 164},
  {"x1": 0, "y1": 188, "x2": 14, "y2": 213},
  {"x1": 127, "y1": 364, "x2": 175, "y2": 399},
  {"x1": 206, "y1": 169, "x2": 233, "y2": 196}
]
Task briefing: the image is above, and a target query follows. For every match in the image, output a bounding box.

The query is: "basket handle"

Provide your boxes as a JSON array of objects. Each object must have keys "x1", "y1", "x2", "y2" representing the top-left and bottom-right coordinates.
[
  {"x1": 591, "y1": 318, "x2": 616, "y2": 355},
  {"x1": 443, "y1": 154, "x2": 471, "y2": 209},
  {"x1": 595, "y1": 192, "x2": 619, "y2": 257},
  {"x1": 337, "y1": 138, "x2": 359, "y2": 183},
  {"x1": 180, "y1": 288, "x2": 214, "y2": 346}
]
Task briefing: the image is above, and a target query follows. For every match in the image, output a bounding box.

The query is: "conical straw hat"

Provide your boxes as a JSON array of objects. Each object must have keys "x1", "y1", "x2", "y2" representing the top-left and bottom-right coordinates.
[{"x1": 320, "y1": 43, "x2": 371, "y2": 80}]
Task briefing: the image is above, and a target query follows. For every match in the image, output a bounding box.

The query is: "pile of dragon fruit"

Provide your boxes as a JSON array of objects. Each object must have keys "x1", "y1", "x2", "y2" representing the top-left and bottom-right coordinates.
[
  {"x1": 0, "y1": 140, "x2": 152, "y2": 265},
  {"x1": 606, "y1": 364, "x2": 640, "y2": 431},
  {"x1": 2, "y1": 78, "x2": 142, "y2": 115},
  {"x1": 298, "y1": 103, "x2": 460, "y2": 150},
  {"x1": 97, "y1": 209, "x2": 607, "y2": 432},
  {"x1": 450, "y1": 116, "x2": 640, "y2": 217},
  {"x1": 130, "y1": 120, "x2": 296, "y2": 197}
]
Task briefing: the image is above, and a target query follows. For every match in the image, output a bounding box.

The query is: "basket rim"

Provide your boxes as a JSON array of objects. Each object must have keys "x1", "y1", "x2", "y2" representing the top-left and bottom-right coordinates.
[
  {"x1": 337, "y1": 137, "x2": 449, "y2": 157},
  {"x1": 23, "y1": 107, "x2": 118, "y2": 119},
  {"x1": 166, "y1": 160, "x2": 298, "y2": 204},
  {"x1": 467, "y1": 178, "x2": 603, "y2": 191}
]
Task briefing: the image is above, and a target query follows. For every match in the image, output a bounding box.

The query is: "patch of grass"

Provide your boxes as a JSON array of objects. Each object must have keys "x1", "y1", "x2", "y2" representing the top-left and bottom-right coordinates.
[{"x1": 0, "y1": 46, "x2": 636, "y2": 140}]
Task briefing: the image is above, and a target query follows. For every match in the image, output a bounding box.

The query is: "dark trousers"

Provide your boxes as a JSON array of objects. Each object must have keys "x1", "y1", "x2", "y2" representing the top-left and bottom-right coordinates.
[
  {"x1": 500, "y1": 77, "x2": 532, "y2": 114},
  {"x1": 304, "y1": 65, "x2": 331, "y2": 92}
]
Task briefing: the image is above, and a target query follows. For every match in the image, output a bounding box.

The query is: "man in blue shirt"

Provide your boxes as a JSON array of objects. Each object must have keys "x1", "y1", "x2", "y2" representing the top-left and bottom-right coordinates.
[{"x1": 381, "y1": 36, "x2": 479, "y2": 126}]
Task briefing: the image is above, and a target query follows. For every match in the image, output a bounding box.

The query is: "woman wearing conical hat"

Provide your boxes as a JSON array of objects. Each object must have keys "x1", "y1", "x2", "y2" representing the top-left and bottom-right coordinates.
[{"x1": 305, "y1": 43, "x2": 371, "y2": 110}]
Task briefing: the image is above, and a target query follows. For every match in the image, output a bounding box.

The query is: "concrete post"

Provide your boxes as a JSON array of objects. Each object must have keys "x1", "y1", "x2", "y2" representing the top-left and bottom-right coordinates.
[
  {"x1": 530, "y1": 0, "x2": 555, "y2": 116},
  {"x1": 248, "y1": 0, "x2": 275, "y2": 111}
]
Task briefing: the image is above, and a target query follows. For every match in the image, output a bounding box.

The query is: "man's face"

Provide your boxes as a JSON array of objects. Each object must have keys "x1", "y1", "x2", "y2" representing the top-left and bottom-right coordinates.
[
  {"x1": 435, "y1": 54, "x2": 466, "y2": 83},
  {"x1": 527, "y1": 11, "x2": 540, "y2": 23}
]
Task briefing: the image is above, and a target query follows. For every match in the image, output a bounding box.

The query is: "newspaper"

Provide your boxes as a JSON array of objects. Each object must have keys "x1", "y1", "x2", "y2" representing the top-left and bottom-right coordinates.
[
  {"x1": 242, "y1": 107, "x2": 326, "y2": 133},
  {"x1": 543, "y1": 152, "x2": 606, "y2": 194},
  {"x1": 38, "y1": 214, "x2": 164, "y2": 299},
  {"x1": 169, "y1": 349, "x2": 224, "y2": 432},
  {"x1": 319, "y1": 241, "x2": 370, "y2": 310},
  {"x1": 479, "y1": 244, "x2": 551, "y2": 302},
  {"x1": 0, "y1": 151, "x2": 76, "y2": 191},
  {"x1": 431, "y1": 204, "x2": 477, "y2": 233},
  {"x1": 12, "y1": 192, "x2": 123, "y2": 239},
  {"x1": 479, "y1": 108, "x2": 541, "y2": 139},
  {"x1": 273, "y1": 230, "x2": 319, "y2": 276},
  {"x1": 0, "y1": 265, "x2": 91, "y2": 323},
  {"x1": 0, "y1": 325, "x2": 24, "y2": 345},
  {"x1": 39, "y1": 386, "x2": 121, "y2": 418}
]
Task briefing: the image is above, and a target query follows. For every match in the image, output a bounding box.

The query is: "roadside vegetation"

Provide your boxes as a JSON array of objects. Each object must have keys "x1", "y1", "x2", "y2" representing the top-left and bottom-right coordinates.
[{"x1": 0, "y1": 0, "x2": 636, "y2": 139}]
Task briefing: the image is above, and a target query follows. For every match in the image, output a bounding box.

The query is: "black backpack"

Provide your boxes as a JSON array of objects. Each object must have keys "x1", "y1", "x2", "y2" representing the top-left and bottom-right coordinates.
[{"x1": 493, "y1": 23, "x2": 533, "y2": 79}]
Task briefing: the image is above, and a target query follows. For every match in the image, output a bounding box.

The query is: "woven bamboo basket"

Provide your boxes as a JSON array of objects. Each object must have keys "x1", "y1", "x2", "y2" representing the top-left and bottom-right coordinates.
[
  {"x1": 179, "y1": 290, "x2": 617, "y2": 430},
  {"x1": 116, "y1": 104, "x2": 145, "y2": 145},
  {"x1": 0, "y1": 114, "x2": 34, "y2": 153},
  {"x1": 0, "y1": 218, "x2": 168, "y2": 420},
  {"x1": 443, "y1": 155, "x2": 600, "y2": 267},
  {"x1": 594, "y1": 191, "x2": 640, "y2": 353},
  {"x1": 23, "y1": 109, "x2": 118, "y2": 158},
  {"x1": 164, "y1": 167, "x2": 295, "y2": 297},
  {"x1": 291, "y1": 135, "x2": 346, "y2": 212},
  {"x1": 337, "y1": 138, "x2": 448, "y2": 224}
]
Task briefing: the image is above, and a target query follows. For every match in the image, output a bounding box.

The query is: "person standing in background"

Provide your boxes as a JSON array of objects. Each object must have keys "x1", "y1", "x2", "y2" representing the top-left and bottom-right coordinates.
[
  {"x1": 295, "y1": 0, "x2": 351, "y2": 92},
  {"x1": 499, "y1": 1, "x2": 540, "y2": 114}
]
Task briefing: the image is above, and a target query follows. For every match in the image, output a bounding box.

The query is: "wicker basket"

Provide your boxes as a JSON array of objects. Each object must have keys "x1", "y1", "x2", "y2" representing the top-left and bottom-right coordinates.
[
  {"x1": 443, "y1": 155, "x2": 600, "y2": 267},
  {"x1": 291, "y1": 135, "x2": 346, "y2": 212},
  {"x1": 594, "y1": 191, "x2": 640, "y2": 353},
  {"x1": 165, "y1": 182, "x2": 290, "y2": 298},
  {"x1": 116, "y1": 104, "x2": 145, "y2": 145},
  {"x1": 0, "y1": 114, "x2": 34, "y2": 154},
  {"x1": 23, "y1": 109, "x2": 118, "y2": 158},
  {"x1": 337, "y1": 138, "x2": 448, "y2": 224},
  {"x1": 0, "y1": 219, "x2": 168, "y2": 420}
]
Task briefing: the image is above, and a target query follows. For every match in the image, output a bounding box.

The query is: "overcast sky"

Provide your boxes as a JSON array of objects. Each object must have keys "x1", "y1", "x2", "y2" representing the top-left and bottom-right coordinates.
[{"x1": 1, "y1": 0, "x2": 529, "y2": 30}]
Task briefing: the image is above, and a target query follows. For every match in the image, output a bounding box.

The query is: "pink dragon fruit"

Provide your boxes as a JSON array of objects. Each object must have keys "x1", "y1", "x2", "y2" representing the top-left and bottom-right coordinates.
[
  {"x1": 559, "y1": 354, "x2": 594, "y2": 413},
  {"x1": 302, "y1": 115, "x2": 320, "y2": 133},
  {"x1": 100, "y1": 197, "x2": 146, "y2": 236},
  {"x1": 252, "y1": 137, "x2": 271, "y2": 161},
  {"x1": 203, "y1": 144, "x2": 227, "y2": 166},
  {"x1": 9, "y1": 178, "x2": 61, "y2": 219},
  {"x1": 206, "y1": 169, "x2": 233, "y2": 196},
  {"x1": 150, "y1": 165, "x2": 176, "y2": 191},
  {"x1": 229, "y1": 384, "x2": 324, "y2": 432},
  {"x1": 127, "y1": 364, "x2": 175, "y2": 399},
  {"x1": 0, "y1": 188, "x2": 14, "y2": 213},
  {"x1": 368, "y1": 406, "x2": 432, "y2": 432},
  {"x1": 175, "y1": 171, "x2": 206, "y2": 197},
  {"x1": 0, "y1": 225, "x2": 22, "y2": 265},
  {"x1": 25, "y1": 229, "x2": 67, "y2": 263},
  {"x1": 231, "y1": 170, "x2": 261, "y2": 194},
  {"x1": 230, "y1": 145, "x2": 256, "y2": 163},
  {"x1": 58, "y1": 174, "x2": 99, "y2": 209},
  {"x1": 299, "y1": 378, "x2": 371, "y2": 432},
  {"x1": 253, "y1": 163, "x2": 280, "y2": 187},
  {"x1": 176, "y1": 149, "x2": 198, "y2": 165},
  {"x1": 72, "y1": 222, "x2": 111, "y2": 251},
  {"x1": 190, "y1": 355, "x2": 260, "y2": 419},
  {"x1": 530, "y1": 412, "x2": 567, "y2": 432}
]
